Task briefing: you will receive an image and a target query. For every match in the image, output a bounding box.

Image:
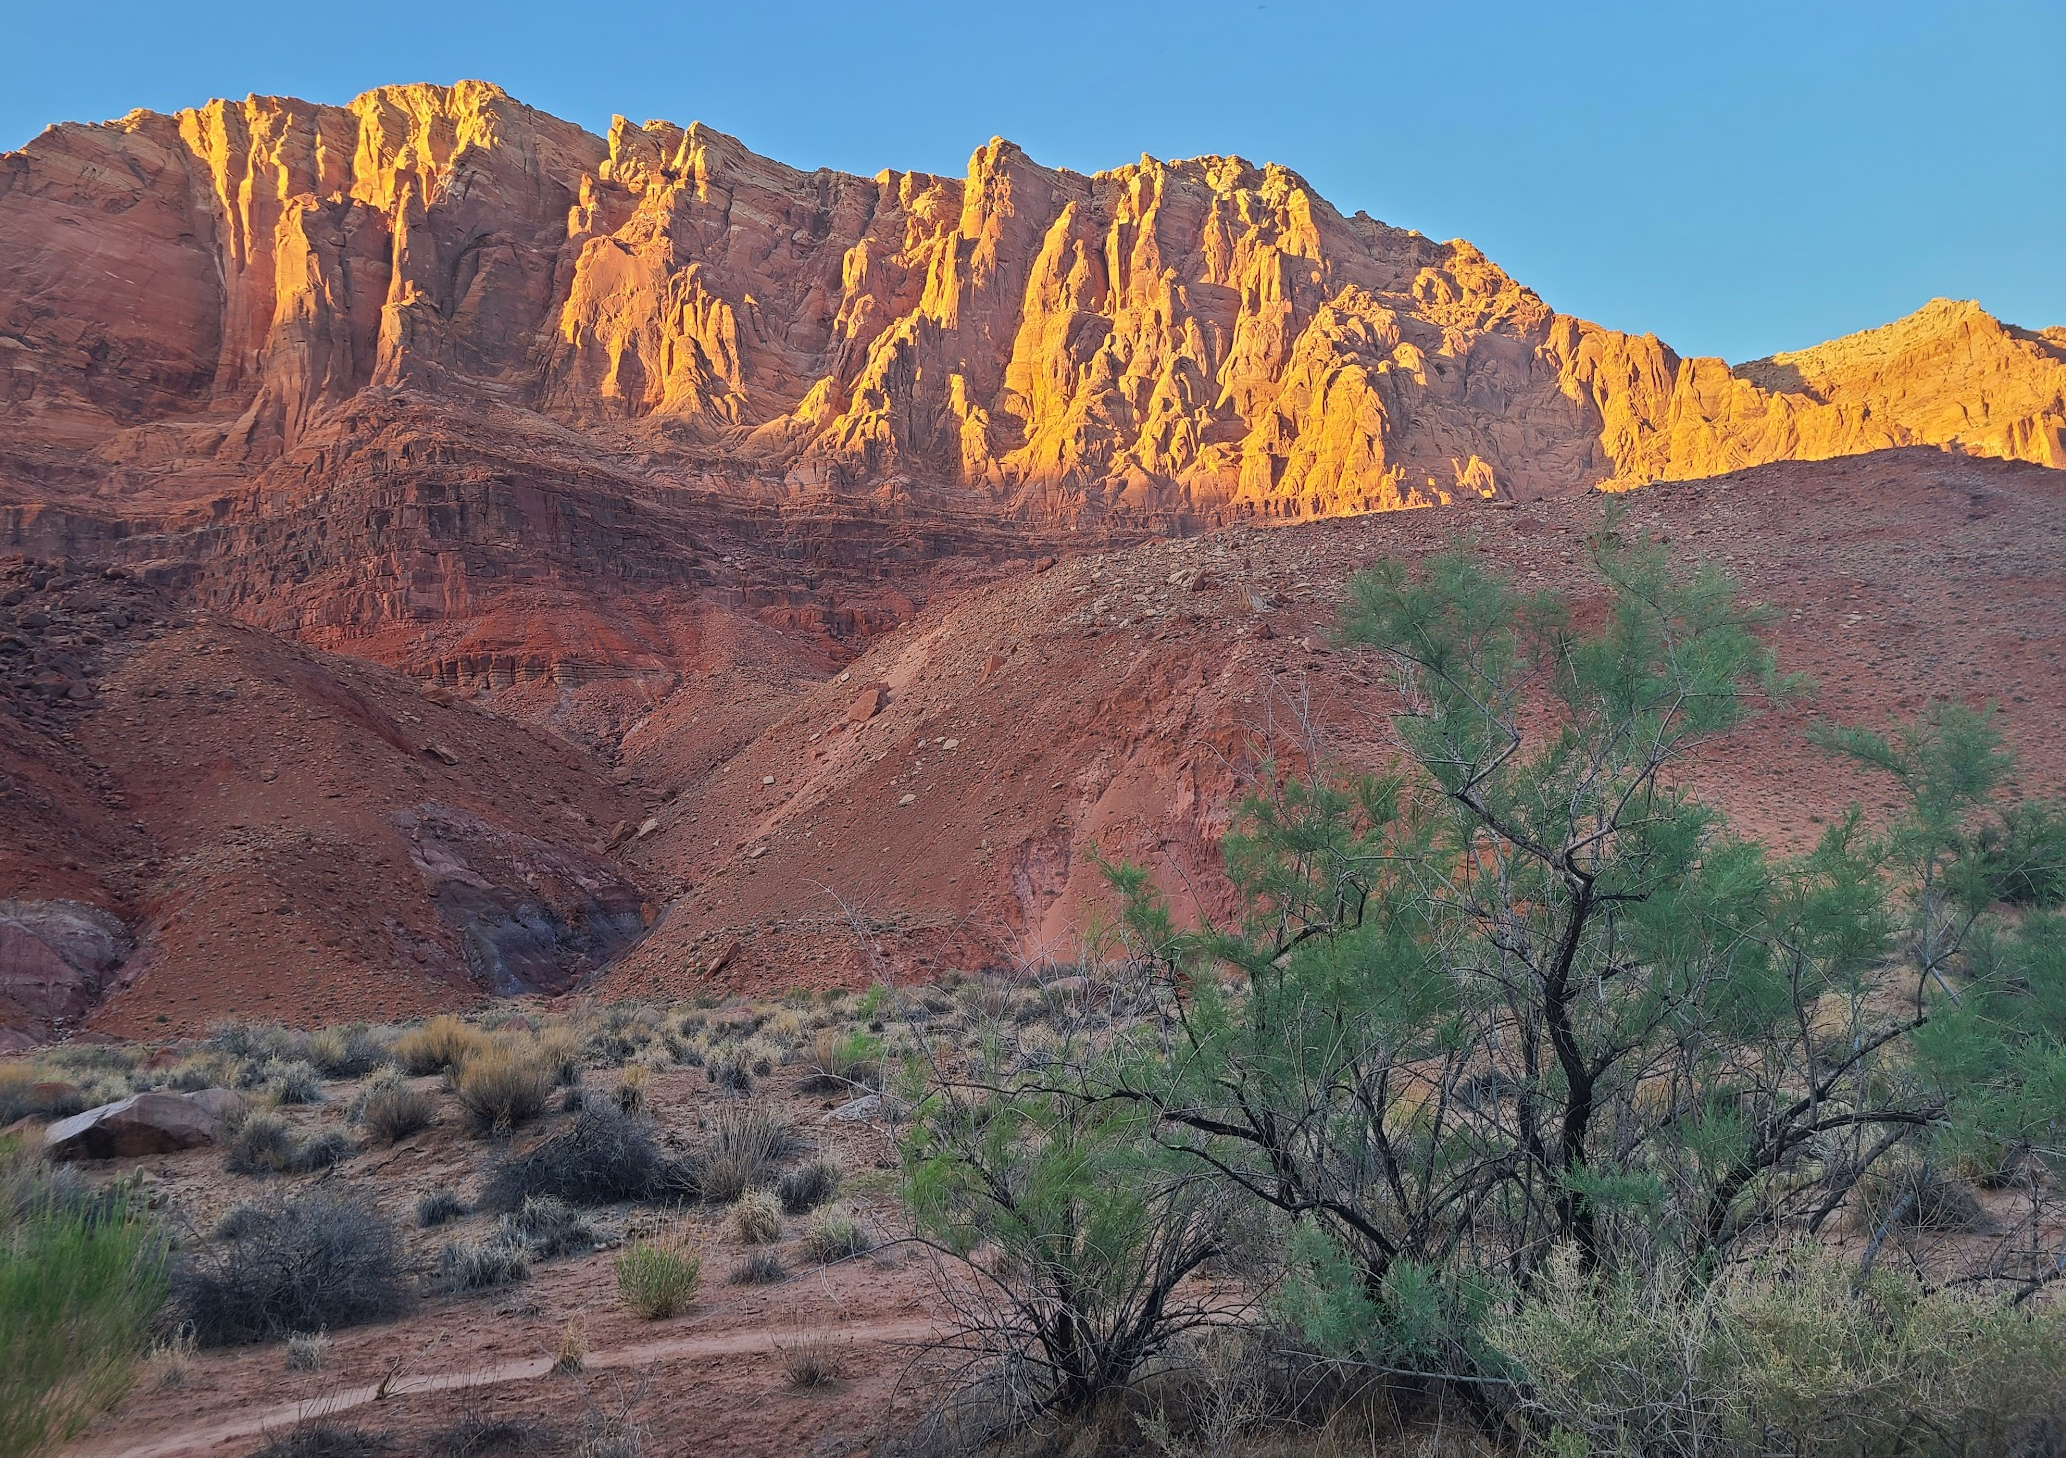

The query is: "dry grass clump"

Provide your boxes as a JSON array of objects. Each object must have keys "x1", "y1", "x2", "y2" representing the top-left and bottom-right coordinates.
[
  {"x1": 775, "y1": 1331, "x2": 845, "y2": 1389},
  {"x1": 141, "y1": 1326, "x2": 198, "y2": 1391},
  {"x1": 700, "y1": 1103, "x2": 800, "y2": 1204},
  {"x1": 416, "y1": 1187, "x2": 469, "y2": 1228},
  {"x1": 498, "y1": 1195, "x2": 595, "y2": 1258},
  {"x1": 249, "y1": 1422, "x2": 390, "y2": 1458},
  {"x1": 777, "y1": 1155, "x2": 841, "y2": 1216},
  {"x1": 553, "y1": 1318, "x2": 586, "y2": 1376},
  {"x1": 533, "y1": 1025, "x2": 584, "y2": 1087},
  {"x1": 0, "y1": 1063, "x2": 88, "y2": 1125},
  {"x1": 258, "y1": 1059, "x2": 326, "y2": 1106},
  {"x1": 798, "y1": 1207, "x2": 872, "y2": 1264},
  {"x1": 801, "y1": 1028, "x2": 881, "y2": 1093},
  {"x1": 302, "y1": 1025, "x2": 391, "y2": 1079},
  {"x1": 728, "y1": 1250, "x2": 787, "y2": 1286},
  {"x1": 482, "y1": 1106, "x2": 690, "y2": 1210},
  {"x1": 356, "y1": 1074, "x2": 436, "y2": 1144},
  {"x1": 726, "y1": 1189, "x2": 783, "y2": 1245},
  {"x1": 441, "y1": 1237, "x2": 531, "y2": 1292},
  {"x1": 1852, "y1": 1161, "x2": 1990, "y2": 1235},
  {"x1": 615, "y1": 1239, "x2": 700, "y2": 1319},
  {"x1": 392, "y1": 1016, "x2": 485, "y2": 1077},
  {"x1": 285, "y1": 1330, "x2": 330, "y2": 1372},
  {"x1": 453, "y1": 1040, "x2": 553, "y2": 1137},
  {"x1": 614, "y1": 1065, "x2": 648, "y2": 1118}
]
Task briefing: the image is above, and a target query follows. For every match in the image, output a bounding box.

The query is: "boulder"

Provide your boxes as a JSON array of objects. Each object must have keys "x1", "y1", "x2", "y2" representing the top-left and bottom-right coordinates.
[
  {"x1": 44, "y1": 1091, "x2": 218, "y2": 1159},
  {"x1": 848, "y1": 684, "x2": 888, "y2": 722},
  {"x1": 182, "y1": 1087, "x2": 247, "y2": 1129}
]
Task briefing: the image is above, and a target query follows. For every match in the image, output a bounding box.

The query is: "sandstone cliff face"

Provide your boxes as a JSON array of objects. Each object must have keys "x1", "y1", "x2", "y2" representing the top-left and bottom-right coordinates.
[{"x1": 4, "y1": 81, "x2": 2059, "y2": 547}]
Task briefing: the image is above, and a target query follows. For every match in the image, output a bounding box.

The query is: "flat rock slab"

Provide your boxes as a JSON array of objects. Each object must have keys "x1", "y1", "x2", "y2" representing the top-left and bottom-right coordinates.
[{"x1": 44, "y1": 1090, "x2": 220, "y2": 1159}]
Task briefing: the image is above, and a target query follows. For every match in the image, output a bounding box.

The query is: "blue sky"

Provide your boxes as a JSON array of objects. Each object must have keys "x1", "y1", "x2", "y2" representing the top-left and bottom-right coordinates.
[{"x1": 4, "y1": 0, "x2": 2058, "y2": 362}]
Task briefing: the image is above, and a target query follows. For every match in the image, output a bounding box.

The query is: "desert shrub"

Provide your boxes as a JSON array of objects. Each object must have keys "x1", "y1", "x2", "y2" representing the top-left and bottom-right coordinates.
[
  {"x1": 616, "y1": 1239, "x2": 699, "y2": 1319},
  {"x1": 175, "y1": 1190, "x2": 410, "y2": 1344},
  {"x1": 285, "y1": 1329, "x2": 329, "y2": 1372},
  {"x1": 225, "y1": 1111, "x2": 300, "y2": 1175},
  {"x1": 453, "y1": 1041, "x2": 552, "y2": 1137},
  {"x1": 391, "y1": 1016, "x2": 483, "y2": 1077},
  {"x1": 416, "y1": 1188, "x2": 470, "y2": 1228},
  {"x1": 776, "y1": 1331, "x2": 844, "y2": 1389},
  {"x1": 303, "y1": 1025, "x2": 390, "y2": 1080},
  {"x1": 798, "y1": 1207, "x2": 873, "y2": 1264},
  {"x1": 777, "y1": 1155, "x2": 841, "y2": 1216},
  {"x1": 289, "y1": 1128, "x2": 355, "y2": 1173},
  {"x1": 426, "y1": 1411, "x2": 554, "y2": 1458},
  {"x1": 0, "y1": 1066, "x2": 86, "y2": 1126},
  {"x1": 0, "y1": 1139, "x2": 170, "y2": 1458},
  {"x1": 248, "y1": 1422, "x2": 389, "y2": 1458},
  {"x1": 533, "y1": 1025, "x2": 584, "y2": 1087},
  {"x1": 357, "y1": 1077, "x2": 436, "y2": 1145},
  {"x1": 727, "y1": 1189, "x2": 782, "y2": 1245},
  {"x1": 1978, "y1": 798, "x2": 2066, "y2": 908},
  {"x1": 481, "y1": 1106, "x2": 691, "y2": 1211},
  {"x1": 700, "y1": 1103, "x2": 799, "y2": 1204},
  {"x1": 729, "y1": 1250, "x2": 787, "y2": 1286},
  {"x1": 441, "y1": 1238, "x2": 530, "y2": 1293},
  {"x1": 260, "y1": 1059, "x2": 326, "y2": 1106},
  {"x1": 498, "y1": 1196, "x2": 594, "y2": 1259},
  {"x1": 574, "y1": 1412, "x2": 643, "y2": 1458},
  {"x1": 801, "y1": 1028, "x2": 882, "y2": 1093},
  {"x1": 141, "y1": 1324, "x2": 197, "y2": 1392},
  {"x1": 613, "y1": 1066, "x2": 648, "y2": 1117},
  {"x1": 1852, "y1": 1161, "x2": 1989, "y2": 1235},
  {"x1": 1495, "y1": 1245, "x2": 2066, "y2": 1458},
  {"x1": 705, "y1": 1051, "x2": 753, "y2": 1095},
  {"x1": 204, "y1": 1021, "x2": 304, "y2": 1066},
  {"x1": 165, "y1": 1050, "x2": 239, "y2": 1093}
]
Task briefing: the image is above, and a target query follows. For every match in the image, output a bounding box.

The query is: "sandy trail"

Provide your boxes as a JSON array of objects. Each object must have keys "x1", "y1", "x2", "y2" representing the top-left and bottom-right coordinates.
[{"x1": 73, "y1": 1316, "x2": 943, "y2": 1458}]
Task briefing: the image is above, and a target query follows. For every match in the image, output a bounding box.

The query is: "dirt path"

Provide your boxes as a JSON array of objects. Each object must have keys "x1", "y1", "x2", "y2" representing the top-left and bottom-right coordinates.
[{"x1": 73, "y1": 1316, "x2": 943, "y2": 1458}]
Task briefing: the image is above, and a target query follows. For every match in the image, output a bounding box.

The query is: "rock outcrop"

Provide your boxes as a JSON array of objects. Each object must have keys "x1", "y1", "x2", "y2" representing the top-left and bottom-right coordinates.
[
  {"x1": 2, "y1": 82, "x2": 2059, "y2": 556},
  {"x1": 44, "y1": 1090, "x2": 219, "y2": 1158}
]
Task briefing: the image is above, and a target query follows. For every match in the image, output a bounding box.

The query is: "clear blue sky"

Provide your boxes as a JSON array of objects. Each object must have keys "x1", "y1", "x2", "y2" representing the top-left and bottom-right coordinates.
[{"x1": 4, "y1": 0, "x2": 2058, "y2": 363}]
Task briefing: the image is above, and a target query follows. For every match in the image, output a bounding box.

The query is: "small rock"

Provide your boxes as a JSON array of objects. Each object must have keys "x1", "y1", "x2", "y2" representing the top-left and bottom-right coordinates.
[
  {"x1": 747, "y1": 845, "x2": 769, "y2": 859},
  {"x1": 942, "y1": 738, "x2": 959, "y2": 750},
  {"x1": 423, "y1": 743, "x2": 460, "y2": 766},
  {"x1": 848, "y1": 684, "x2": 888, "y2": 721},
  {"x1": 634, "y1": 817, "x2": 661, "y2": 839},
  {"x1": 898, "y1": 793, "x2": 916, "y2": 806},
  {"x1": 761, "y1": 775, "x2": 775, "y2": 785}
]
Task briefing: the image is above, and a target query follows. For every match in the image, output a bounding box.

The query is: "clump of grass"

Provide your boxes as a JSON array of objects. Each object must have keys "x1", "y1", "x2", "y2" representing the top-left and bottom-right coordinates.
[
  {"x1": 700, "y1": 1104, "x2": 799, "y2": 1204},
  {"x1": 534, "y1": 1025, "x2": 584, "y2": 1087},
  {"x1": 175, "y1": 1191, "x2": 410, "y2": 1345},
  {"x1": 616, "y1": 1240, "x2": 700, "y2": 1319},
  {"x1": 416, "y1": 1187, "x2": 469, "y2": 1228},
  {"x1": 225, "y1": 1111, "x2": 299, "y2": 1175},
  {"x1": 425, "y1": 1411, "x2": 554, "y2": 1458},
  {"x1": 304, "y1": 1025, "x2": 391, "y2": 1079},
  {"x1": 553, "y1": 1318, "x2": 586, "y2": 1376},
  {"x1": 499, "y1": 1196, "x2": 595, "y2": 1259},
  {"x1": 1854, "y1": 1161, "x2": 1990, "y2": 1235},
  {"x1": 0, "y1": 1140, "x2": 170, "y2": 1455},
  {"x1": 164, "y1": 1050, "x2": 239, "y2": 1093},
  {"x1": 290, "y1": 1128, "x2": 355, "y2": 1173},
  {"x1": 392, "y1": 1016, "x2": 484, "y2": 1077},
  {"x1": 453, "y1": 1041, "x2": 553, "y2": 1137},
  {"x1": 249, "y1": 1421, "x2": 390, "y2": 1458},
  {"x1": 777, "y1": 1155, "x2": 841, "y2": 1216},
  {"x1": 799, "y1": 1208, "x2": 872, "y2": 1264},
  {"x1": 727, "y1": 1189, "x2": 783, "y2": 1245},
  {"x1": 286, "y1": 1329, "x2": 330, "y2": 1372},
  {"x1": 728, "y1": 1250, "x2": 786, "y2": 1286},
  {"x1": 261, "y1": 1059, "x2": 327, "y2": 1106},
  {"x1": 0, "y1": 1065, "x2": 87, "y2": 1125},
  {"x1": 141, "y1": 1325, "x2": 198, "y2": 1391},
  {"x1": 356, "y1": 1072, "x2": 435, "y2": 1144},
  {"x1": 482, "y1": 1106, "x2": 691, "y2": 1210},
  {"x1": 614, "y1": 1066, "x2": 648, "y2": 1118},
  {"x1": 441, "y1": 1238, "x2": 531, "y2": 1293},
  {"x1": 801, "y1": 1028, "x2": 881, "y2": 1093},
  {"x1": 776, "y1": 1331, "x2": 844, "y2": 1389}
]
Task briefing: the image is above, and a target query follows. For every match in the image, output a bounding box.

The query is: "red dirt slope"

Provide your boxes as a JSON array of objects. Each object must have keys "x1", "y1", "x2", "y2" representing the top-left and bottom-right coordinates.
[{"x1": 598, "y1": 448, "x2": 2066, "y2": 998}]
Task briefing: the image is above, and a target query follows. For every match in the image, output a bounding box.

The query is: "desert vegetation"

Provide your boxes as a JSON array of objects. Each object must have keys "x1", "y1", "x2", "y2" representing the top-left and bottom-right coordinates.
[
  {"x1": 898, "y1": 533, "x2": 2066, "y2": 1454},
  {"x1": 2, "y1": 535, "x2": 2061, "y2": 1457}
]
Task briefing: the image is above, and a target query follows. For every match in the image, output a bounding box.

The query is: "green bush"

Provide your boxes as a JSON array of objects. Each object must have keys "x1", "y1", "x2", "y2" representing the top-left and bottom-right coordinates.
[
  {"x1": 0, "y1": 1141, "x2": 168, "y2": 1458},
  {"x1": 1494, "y1": 1245, "x2": 2066, "y2": 1457},
  {"x1": 616, "y1": 1240, "x2": 699, "y2": 1319}
]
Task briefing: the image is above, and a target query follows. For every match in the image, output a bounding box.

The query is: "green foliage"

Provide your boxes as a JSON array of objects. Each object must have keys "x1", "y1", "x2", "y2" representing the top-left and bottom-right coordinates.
[
  {"x1": 903, "y1": 1087, "x2": 1226, "y2": 1416},
  {"x1": 615, "y1": 1240, "x2": 699, "y2": 1319},
  {"x1": 1081, "y1": 529, "x2": 2065, "y2": 1388},
  {"x1": 1496, "y1": 1244, "x2": 2066, "y2": 1457},
  {"x1": 0, "y1": 1140, "x2": 169, "y2": 1458}
]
